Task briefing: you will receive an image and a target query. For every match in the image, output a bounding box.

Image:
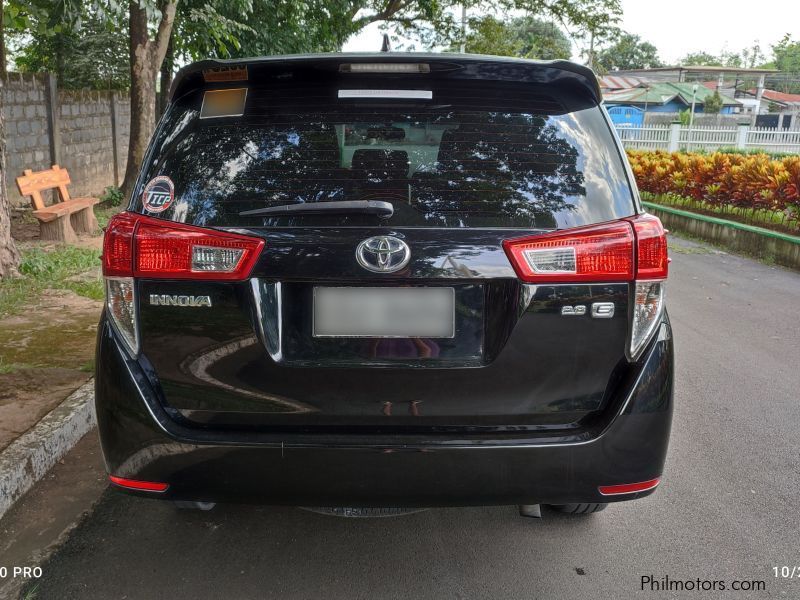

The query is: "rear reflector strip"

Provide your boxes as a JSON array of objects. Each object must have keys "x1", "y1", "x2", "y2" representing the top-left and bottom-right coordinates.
[
  {"x1": 598, "y1": 477, "x2": 660, "y2": 496},
  {"x1": 109, "y1": 475, "x2": 169, "y2": 493}
]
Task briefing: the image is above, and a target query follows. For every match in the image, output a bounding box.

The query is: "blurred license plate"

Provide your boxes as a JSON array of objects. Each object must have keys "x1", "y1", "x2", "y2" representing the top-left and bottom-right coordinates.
[{"x1": 313, "y1": 287, "x2": 455, "y2": 338}]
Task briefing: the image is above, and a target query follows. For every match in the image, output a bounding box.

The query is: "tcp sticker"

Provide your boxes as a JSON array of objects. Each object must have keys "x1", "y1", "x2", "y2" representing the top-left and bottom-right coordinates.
[{"x1": 142, "y1": 176, "x2": 174, "y2": 213}]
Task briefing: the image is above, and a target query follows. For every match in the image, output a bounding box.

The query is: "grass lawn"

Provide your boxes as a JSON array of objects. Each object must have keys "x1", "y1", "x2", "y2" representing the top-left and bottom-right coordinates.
[
  {"x1": 1, "y1": 204, "x2": 121, "y2": 318},
  {"x1": 0, "y1": 245, "x2": 103, "y2": 318},
  {"x1": 95, "y1": 203, "x2": 122, "y2": 229}
]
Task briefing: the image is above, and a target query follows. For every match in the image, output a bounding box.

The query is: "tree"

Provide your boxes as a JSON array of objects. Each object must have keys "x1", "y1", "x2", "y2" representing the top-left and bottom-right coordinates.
[
  {"x1": 718, "y1": 49, "x2": 742, "y2": 68},
  {"x1": 14, "y1": 9, "x2": 129, "y2": 89},
  {"x1": 120, "y1": 1, "x2": 177, "y2": 199},
  {"x1": 680, "y1": 51, "x2": 724, "y2": 67},
  {"x1": 772, "y1": 34, "x2": 800, "y2": 72},
  {"x1": 595, "y1": 32, "x2": 662, "y2": 71},
  {"x1": 0, "y1": 106, "x2": 20, "y2": 279},
  {"x1": 703, "y1": 90, "x2": 723, "y2": 114},
  {"x1": 459, "y1": 16, "x2": 527, "y2": 57},
  {"x1": 156, "y1": 0, "x2": 253, "y2": 115},
  {"x1": 680, "y1": 49, "x2": 747, "y2": 68},
  {"x1": 2, "y1": 0, "x2": 90, "y2": 75},
  {"x1": 0, "y1": 0, "x2": 84, "y2": 278},
  {"x1": 770, "y1": 35, "x2": 800, "y2": 93},
  {"x1": 740, "y1": 41, "x2": 766, "y2": 69},
  {"x1": 510, "y1": 17, "x2": 572, "y2": 60},
  {"x1": 456, "y1": 15, "x2": 571, "y2": 59},
  {"x1": 1, "y1": 0, "x2": 8, "y2": 74},
  {"x1": 384, "y1": 0, "x2": 621, "y2": 60}
]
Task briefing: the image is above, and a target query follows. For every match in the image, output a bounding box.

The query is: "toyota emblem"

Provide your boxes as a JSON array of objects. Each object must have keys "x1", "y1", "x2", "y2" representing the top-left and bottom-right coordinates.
[{"x1": 356, "y1": 236, "x2": 411, "y2": 273}]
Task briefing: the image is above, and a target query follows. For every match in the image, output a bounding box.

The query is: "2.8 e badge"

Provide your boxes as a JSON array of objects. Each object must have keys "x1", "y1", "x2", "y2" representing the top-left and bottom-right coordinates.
[{"x1": 142, "y1": 176, "x2": 175, "y2": 213}]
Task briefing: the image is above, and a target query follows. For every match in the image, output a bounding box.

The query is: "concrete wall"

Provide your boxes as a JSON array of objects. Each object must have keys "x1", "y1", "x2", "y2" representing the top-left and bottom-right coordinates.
[
  {"x1": 4, "y1": 73, "x2": 52, "y2": 205},
  {"x1": 58, "y1": 89, "x2": 130, "y2": 201},
  {"x1": 2, "y1": 73, "x2": 130, "y2": 207}
]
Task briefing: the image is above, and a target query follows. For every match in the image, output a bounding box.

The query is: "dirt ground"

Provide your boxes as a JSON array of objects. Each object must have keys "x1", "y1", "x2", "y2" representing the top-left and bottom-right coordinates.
[
  {"x1": 10, "y1": 209, "x2": 41, "y2": 243},
  {"x1": 0, "y1": 287, "x2": 102, "y2": 451},
  {"x1": 1, "y1": 209, "x2": 108, "y2": 451}
]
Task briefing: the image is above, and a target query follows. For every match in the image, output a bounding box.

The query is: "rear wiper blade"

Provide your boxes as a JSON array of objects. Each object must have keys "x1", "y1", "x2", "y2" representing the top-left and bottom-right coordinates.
[{"x1": 239, "y1": 200, "x2": 393, "y2": 218}]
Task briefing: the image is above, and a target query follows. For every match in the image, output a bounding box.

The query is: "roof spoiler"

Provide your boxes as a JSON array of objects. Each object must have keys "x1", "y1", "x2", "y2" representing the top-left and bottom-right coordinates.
[{"x1": 169, "y1": 53, "x2": 602, "y2": 105}]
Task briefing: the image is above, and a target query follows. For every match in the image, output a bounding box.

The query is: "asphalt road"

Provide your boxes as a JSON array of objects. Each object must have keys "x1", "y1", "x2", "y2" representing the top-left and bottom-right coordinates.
[{"x1": 17, "y1": 236, "x2": 800, "y2": 600}]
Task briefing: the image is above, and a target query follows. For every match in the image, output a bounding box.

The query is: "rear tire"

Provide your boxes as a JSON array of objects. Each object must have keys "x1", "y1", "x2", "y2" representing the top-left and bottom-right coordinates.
[{"x1": 548, "y1": 503, "x2": 607, "y2": 514}]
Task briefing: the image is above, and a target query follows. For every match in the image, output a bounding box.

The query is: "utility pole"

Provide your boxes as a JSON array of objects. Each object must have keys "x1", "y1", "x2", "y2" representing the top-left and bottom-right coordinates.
[
  {"x1": 752, "y1": 73, "x2": 765, "y2": 127},
  {"x1": 459, "y1": 4, "x2": 467, "y2": 53},
  {"x1": 688, "y1": 83, "x2": 698, "y2": 151},
  {"x1": 587, "y1": 29, "x2": 595, "y2": 70}
]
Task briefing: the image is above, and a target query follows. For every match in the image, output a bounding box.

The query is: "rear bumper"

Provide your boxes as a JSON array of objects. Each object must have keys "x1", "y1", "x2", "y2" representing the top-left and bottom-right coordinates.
[{"x1": 94, "y1": 317, "x2": 674, "y2": 507}]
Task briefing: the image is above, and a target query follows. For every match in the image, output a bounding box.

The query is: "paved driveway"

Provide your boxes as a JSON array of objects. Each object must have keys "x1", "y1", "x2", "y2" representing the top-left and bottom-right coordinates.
[{"x1": 21, "y1": 237, "x2": 800, "y2": 599}]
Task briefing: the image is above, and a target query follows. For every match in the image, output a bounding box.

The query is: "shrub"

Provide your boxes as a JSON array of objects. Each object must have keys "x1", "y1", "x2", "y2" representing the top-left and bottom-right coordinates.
[
  {"x1": 100, "y1": 185, "x2": 124, "y2": 207},
  {"x1": 627, "y1": 150, "x2": 800, "y2": 216}
]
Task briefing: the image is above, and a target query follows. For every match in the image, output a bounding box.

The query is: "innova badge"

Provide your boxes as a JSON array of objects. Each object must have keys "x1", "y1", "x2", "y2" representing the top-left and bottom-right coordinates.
[
  {"x1": 356, "y1": 236, "x2": 411, "y2": 273},
  {"x1": 149, "y1": 294, "x2": 212, "y2": 307}
]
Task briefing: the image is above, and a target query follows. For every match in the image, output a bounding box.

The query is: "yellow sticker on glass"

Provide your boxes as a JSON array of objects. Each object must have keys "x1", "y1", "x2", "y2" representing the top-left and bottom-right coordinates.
[{"x1": 200, "y1": 88, "x2": 247, "y2": 119}]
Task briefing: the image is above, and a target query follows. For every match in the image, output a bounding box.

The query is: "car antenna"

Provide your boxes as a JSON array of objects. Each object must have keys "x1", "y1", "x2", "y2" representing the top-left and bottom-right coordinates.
[{"x1": 381, "y1": 34, "x2": 391, "y2": 52}]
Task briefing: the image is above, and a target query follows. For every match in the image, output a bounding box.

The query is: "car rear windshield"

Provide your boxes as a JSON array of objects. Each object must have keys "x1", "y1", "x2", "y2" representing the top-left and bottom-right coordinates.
[{"x1": 135, "y1": 80, "x2": 635, "y2": 229}]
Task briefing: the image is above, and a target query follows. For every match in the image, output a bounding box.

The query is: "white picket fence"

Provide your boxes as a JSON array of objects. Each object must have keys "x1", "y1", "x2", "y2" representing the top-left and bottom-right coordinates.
[{"x1": 614, "y1": 123, "x2": 800, "y2": 154}]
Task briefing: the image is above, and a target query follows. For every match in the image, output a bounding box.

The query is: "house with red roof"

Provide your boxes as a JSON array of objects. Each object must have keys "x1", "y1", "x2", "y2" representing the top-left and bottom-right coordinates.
[{"x1": 740, "y1": 88, "x2": 800, "y2": 128}]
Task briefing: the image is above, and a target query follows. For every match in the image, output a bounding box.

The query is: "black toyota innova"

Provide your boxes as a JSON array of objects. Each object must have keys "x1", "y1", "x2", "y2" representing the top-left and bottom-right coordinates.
[{"x1": 96, "y1": 53, "x2": 673, "y2": 516}]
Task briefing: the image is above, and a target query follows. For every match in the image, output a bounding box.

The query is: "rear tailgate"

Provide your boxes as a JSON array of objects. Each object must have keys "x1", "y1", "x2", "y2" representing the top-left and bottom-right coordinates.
[
  {"x1": 131, "y1": 55, "x2": 636, "y2": 433},
  {"x1": 137, "y1": 237, "x2": 630, "y2": 432}
]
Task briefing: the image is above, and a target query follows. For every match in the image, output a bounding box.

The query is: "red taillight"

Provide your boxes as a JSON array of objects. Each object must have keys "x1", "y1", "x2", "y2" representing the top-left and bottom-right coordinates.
[
  {"x1": 628, "y1": 214, "x2": 669, "y2": 280},
  {"x1": 502, "y1": 215, "x2": 668, "y2": 284},
  {"x1": 135, "y1": 219, "x2": 264, "y2": 280},
  {"x1": 502, "y1": 220, "x2": 634, "y2": 283},
  {"x1": 102, "y1": 212, "x2": 138, "y2": 276},
  {"x1": 109, "y1": 475, "x2": 169, "y2": 492},
  {"x1": 101, "y1": 213, "x2": 265, "y2": 280},
  {"x1": 598, "y1": 477, "x2": 660, "y2": 496}
]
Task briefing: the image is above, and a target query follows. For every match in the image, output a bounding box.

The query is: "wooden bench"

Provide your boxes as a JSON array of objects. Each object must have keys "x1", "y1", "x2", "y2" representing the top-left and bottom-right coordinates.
[{"x1": 16, "y1": 165, "x2": 100, "y2": 243}]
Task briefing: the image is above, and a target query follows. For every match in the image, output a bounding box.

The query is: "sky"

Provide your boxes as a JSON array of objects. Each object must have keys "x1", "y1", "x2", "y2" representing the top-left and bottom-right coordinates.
[
  {"x1": 343, "y1": 0, "x2": 798, "y2": 64},
  {"x1": 618, "y1": 0, "x2": 794, "y2": 64}
]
